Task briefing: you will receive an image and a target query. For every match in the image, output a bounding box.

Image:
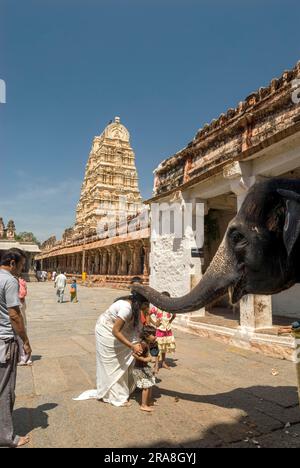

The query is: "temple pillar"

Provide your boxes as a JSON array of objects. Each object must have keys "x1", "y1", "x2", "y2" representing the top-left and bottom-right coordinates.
[
  {"x1": 119, "y1": 246, "x2": 128, "y2": 275},
  {"x1": 78, "y1": 253, "x2": 82, "y2": 274},
  {"x1": 129, "y1": 243, "x2": 142, "y2": 275},
  {"x1": 134, "y1": 243, "x2": 142, "y2": 275},
  {"x1": 101, "y1": 249, "x2": 108, "y2": 275},
  {"x1": 108, "y1": 248, "x2": 117, "y2": 275},
  {"x1": 87, "y1": 252, "x2": 92, "y2": 275},
  {"x1": 142, "y1": 242, "x2": 150, "y2": 276},
  {"x1": 95, "y1": 251, "x2": 100, "y2": 274},
  {"x1": 128, "y1": 246, "x2": 134, "y2": 275}
]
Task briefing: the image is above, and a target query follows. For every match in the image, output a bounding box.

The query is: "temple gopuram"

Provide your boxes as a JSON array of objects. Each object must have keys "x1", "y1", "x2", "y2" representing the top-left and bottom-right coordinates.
[
  {"x1": 0, "y1": 218, "x2": 41, "y2": 279},
  {"x1": 36, "y1": 117, "x2": 150, "y2": 288}
]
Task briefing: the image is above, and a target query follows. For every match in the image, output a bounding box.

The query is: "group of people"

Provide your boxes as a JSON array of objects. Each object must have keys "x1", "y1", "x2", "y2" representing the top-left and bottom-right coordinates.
[
  {"x1": 36, "y1": 270, "x2": 48, "y2": 282},
  {"x1": 0, "y1": 248, "x2": 177, "y2": 448},
  {"x1": 53, "y1": 272, "x2": 78, "y2": 304},
  {"x1": 79, "y1": 288, "x2": 176, "y2": 413},
  {"x1": 0, "y1": 248, "x2": 32, "y2": 447}
]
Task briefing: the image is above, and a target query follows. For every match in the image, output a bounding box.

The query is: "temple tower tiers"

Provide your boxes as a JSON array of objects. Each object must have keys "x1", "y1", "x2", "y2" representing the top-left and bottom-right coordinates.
[
  {"x1": 6, "y1": 220, "x2": 16, "y2": 239},
  {"x1": 75, "y1": 116, "x2": 143, "y2": 233}
]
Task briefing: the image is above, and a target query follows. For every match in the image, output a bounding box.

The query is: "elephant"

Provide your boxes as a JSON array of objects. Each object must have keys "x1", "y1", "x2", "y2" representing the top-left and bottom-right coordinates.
[{"x1": 132, "y1": 178, "x2": 300, "y2": 313}]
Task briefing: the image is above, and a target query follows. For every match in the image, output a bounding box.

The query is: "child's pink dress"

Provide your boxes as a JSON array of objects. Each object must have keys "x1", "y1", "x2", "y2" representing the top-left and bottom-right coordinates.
[{"x1": 150, "y1": 307, "x2": 176, "y2": 355}]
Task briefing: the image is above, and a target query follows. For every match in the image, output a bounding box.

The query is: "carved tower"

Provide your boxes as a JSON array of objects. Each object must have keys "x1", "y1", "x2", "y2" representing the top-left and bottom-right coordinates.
[
  {"x1": 75, "y1": 117, "x2": 143, "y2": 233},
  {"x1": 6, "y1": 220, "x2": 16, "y2": 239}
]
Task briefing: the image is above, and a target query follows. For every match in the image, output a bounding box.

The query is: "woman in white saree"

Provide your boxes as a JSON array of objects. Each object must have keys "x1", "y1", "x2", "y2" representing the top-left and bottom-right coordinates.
[{"x1": 95, "y1": 292, "x2": 149, "y2": 407}]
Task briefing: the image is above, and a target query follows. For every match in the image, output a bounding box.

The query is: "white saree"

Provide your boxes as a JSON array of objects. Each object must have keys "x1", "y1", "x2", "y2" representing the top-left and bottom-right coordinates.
[{"x1": 74, "y1": 300, "x2": 138, "y2": 407}]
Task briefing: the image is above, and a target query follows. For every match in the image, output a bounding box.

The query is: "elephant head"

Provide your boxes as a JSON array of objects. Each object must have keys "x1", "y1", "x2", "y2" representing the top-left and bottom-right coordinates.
[{"x1": 132, "y1": 178, "x2": 300, "y2": 313}]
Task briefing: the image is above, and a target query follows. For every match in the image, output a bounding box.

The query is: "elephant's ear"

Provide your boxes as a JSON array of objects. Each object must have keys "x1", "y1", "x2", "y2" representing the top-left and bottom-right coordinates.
[{"x1": 277, "y1": 189, "x2": 300, "y2": 256}]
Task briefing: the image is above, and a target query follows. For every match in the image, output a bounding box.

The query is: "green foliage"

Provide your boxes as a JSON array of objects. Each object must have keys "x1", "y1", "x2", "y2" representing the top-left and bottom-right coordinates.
[{"x1": 15, "y1": 232, "x2": 40, "y2": 245}]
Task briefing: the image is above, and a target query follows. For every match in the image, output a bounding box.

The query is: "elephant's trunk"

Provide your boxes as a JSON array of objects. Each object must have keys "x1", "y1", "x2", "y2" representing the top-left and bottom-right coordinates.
[{"x1": 132, "y1": 239, "x2": 239, "y2": 313}]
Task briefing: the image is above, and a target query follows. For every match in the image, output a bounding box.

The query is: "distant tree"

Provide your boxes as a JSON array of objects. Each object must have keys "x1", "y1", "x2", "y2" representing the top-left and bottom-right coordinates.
[{"x1": 15, "y1": 232, "x2": 40, "y2": 245}]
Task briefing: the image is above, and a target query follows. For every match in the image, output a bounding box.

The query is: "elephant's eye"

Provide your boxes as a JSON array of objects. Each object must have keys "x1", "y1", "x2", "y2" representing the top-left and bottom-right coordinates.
[{"x1": 231, "y1": 230, "x2": 245, "y2": 245}]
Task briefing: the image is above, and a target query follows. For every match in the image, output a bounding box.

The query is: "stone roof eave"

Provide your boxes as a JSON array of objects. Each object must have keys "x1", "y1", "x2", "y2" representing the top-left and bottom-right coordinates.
[{"x1": 145, "y1": 119, "x2": 300, "y2": 204}]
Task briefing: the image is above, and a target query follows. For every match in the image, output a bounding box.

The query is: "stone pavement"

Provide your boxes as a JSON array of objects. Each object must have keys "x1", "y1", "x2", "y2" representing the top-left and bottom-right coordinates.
[{"x1": 14, "y1": 282, "x2": 300, "y2": 448}]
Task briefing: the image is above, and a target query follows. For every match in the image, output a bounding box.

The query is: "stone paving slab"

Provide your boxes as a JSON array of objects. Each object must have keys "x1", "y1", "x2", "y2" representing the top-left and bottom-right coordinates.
[{"x1": 12, "y1": 282, "x2": 300, "y2": 448}]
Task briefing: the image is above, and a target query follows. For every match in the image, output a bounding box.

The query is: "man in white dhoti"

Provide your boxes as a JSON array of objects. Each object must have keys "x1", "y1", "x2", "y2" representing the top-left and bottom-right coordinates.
[
  {"x1": 54, "y1": 272, "x2": 67, "y2": 303},
  {"x1": 75, "y1": 292, "x2": 149, "y2": 407}
]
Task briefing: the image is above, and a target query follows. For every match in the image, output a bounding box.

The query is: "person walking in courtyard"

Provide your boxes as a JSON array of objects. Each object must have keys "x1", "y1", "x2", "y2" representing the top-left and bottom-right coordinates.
[
  {"x1": 17, "y1": 275, "x2": 32, "y2": 366},
  {"x1": 54, "y1": 271, "x2": 67, "y2": 303},
  {"x1": 52, "y1": 271, "x2": 57, "y2": 282},
  {"x1": 0, "y1": 248, "x2": 32, "y2": 448},
  {"x1": 150, "y1": 291, "x2": 176, "y2": 372},
  {"x1": 70, "y1": 278, "x2": 78, "y2": 303},
  {"x1": 132, "y1": 325, "x2": 157, "y2": 412}
]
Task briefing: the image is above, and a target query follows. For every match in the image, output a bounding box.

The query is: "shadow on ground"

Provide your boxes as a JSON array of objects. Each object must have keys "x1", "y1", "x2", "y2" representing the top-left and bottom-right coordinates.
[
  {"x1": 31, "y1": 355, "x2": 42, "y2": 362},
  {"x1": 13, "y1": 404, "x2": 58, "y2": 436},
  {"x1": 130, "y1": 385, "x2": 300, "y2": 448}
]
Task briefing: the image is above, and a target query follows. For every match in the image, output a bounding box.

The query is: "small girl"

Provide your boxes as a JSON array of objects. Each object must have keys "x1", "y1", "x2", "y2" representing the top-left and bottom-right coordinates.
[
  {"x1": 132, "y1": 325, "x2": 157, "y2": 412},
  {"x1": 70, "y1": 278, "x2": 78, "y2": 303},
  {"x1": 150, "y1": 291, "x2": 176, "y2": 372},
  {"x1": 18, "y1": 276, "x2": 32, "y2": 366}
]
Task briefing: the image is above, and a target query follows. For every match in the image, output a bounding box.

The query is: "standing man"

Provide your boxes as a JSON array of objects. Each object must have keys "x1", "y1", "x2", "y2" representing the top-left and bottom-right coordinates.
[
  {"x1": 54, "y1": 271, "x2": 67, "y2": 303},
  {"x1": 0, "y1": 248, "x2": 32, "y2": 448}
]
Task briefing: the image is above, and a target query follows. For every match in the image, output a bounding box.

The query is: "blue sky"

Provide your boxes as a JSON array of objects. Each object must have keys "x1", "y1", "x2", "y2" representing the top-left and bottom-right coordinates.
[{"x1": 0, "y1": 0, "x2": 299, "y2": 241}]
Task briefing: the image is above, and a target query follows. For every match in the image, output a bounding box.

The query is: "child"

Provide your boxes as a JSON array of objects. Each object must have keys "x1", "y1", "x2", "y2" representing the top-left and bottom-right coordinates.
[
  {"x1": 70, "y1": 278, "x2": 78, "y2": 303},
  {"x1": 150, "y1": 291, "x2": 176, "y2": 372},
  {"x1": 132, "y1": 325, "x2": 157, "y2": 412},
  {"x1": 18, "y1": 276, "x2": 32, "y2": 366}
]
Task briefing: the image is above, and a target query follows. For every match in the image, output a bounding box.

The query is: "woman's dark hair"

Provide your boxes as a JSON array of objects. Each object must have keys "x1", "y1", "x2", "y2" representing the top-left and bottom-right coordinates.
[
  {"x1": 114, "y1": 292, "x2": 149, "y2": 328},
  {"x1": 0, "y1": 248, "x2": 27, "y2": 267},
  {"x1": 140, "y1": 325, "x2": 156, "y2": 341},
  {"x1": 130, "y1": 276, "x2": 143, "y2": 285}
]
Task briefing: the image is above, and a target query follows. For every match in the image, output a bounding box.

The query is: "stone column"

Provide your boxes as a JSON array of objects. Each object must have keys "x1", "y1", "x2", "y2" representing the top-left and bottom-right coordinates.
[
  {"x1": 182, "y1": 195, "x2": 206, "y2": 319},
  {"x1": 142, "y1": 242, "x2": 150, "y2": 276},
  {"x1": 132, "y1": 243, "x2": 142, "y2": 275},
  {"x1": 89, "y1": 251, "x2": 95, "y2": 274},
  {"x1": 224, "y1": 162, "x2": 272, "y2": 331},
  {"x1": 99, "y1": 251, "x2": 103, "y2": 275},
  {"x1": 76, "y1": 253, "x2": 81, "y2": 274},
  {"x1": 86, "y1": 252, "x2": 92, "y2": 275},
  {"x1": 108, "y1": 248, "x2": 117, "y2": 275},
  {"x1": 82, "y1": 249, "x2": 86, "y2": 274},
  {"x1": 101, "y1": 249, "x2": 108, "y2": 275},
  {"x1": 128, "y1": 246, "x2": 134, "y2": 276},
  {"x1": 119, "y1": 246, "x2": 128, "y2": 275},
  {"x1": 116, "y1": 247, "x2": 122, "y2": 275},
  {"x1": 25, "y1": 253, "x2": 31, "y2": 273},
  {"x1": 94, "y1": 251, "x2": 100, "y2": 274},
  {"x1": 239, "y1": 294, "x2": 273, "y2": 330}
]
